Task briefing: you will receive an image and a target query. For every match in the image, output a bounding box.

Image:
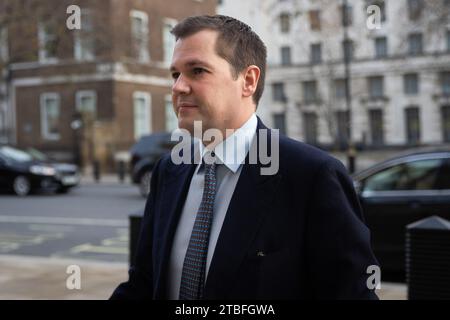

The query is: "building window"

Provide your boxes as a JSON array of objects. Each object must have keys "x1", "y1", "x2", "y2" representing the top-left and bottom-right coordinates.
[
  {"x1": 280, "y1": 13, "x2": 290, "y2": 33},
  {"x1": 405, "y1": 106, "x2": 421, "y2": 145},
  {"x1": 309, "y1": 10, "x2": 321, "y2": 31},
  {"x1": 165, "y1": 94, "x2": 178, "y2": 132},
  {"x1": 163, "y1": 18, "x2": 177, "y2": 63},
  {"x1": 369, "y1": 109, "x2": 384, "y2": 146},
  {"x1": 341, "y1": 4, "x2": 353, "y2": 27},
  {"x1": 303, "y1": 80, "x2": 318, "y2": 104},
  {"x1": 272, "y1": 83, "x2": 286, "y2": 102},
  {"x1": 74, "y1": 9, "x2": 95, "y2": 61},
  {"x1": 342, "y1": 39, "x2": 354, "y2": 61},
  {"x1": 40, "y1": 93, "x2": 60, "y2": 140},
  {"x1": 442, "y1": 106, "x2": 450, "y2": 143},
  {"x1": 76, "y1": 91, "x2": 97, "y2": 120},
  {"x1": 374, "y1": 37, "x2": 388, "y2": 58},
  {"x1": 404, "y1": 73, "x2": 419, "y2": 95},
  {"x1": 281, "y1": 46, "x2": 291, "y2": 66},
  {"x1": 0, "y1": 27, "x2": 8, "y2": 62},
  {"x1": 368, "y1": 76, "x2": 384, "y2": 99},
  {"x1": 335, "y1": 111, "x2": 350, "y2": 147},
  {"x1": 130, "y1": 10, "x2": 149, "y2": 63},
  {"x1": 441, "y1": 72, "x2": 450, "y2": 96},
  {"x1": 447, "y1": 30, "x2": 450, "y2": 52},
  {"x1": 310, "y1": 43, "x2": 322, "y2": 64},
  {"x1": 303, "y1": 112, "x2": 317, "y2": 145},
  {"x1": 408, "y1": 33, "x2": 423, "y2": 55},
  {"x1": 133, "y1": 92, "x2": 151, "y2": 140},
  {"x1": 408, "y1": 0, "x2": 423, "y2": 20},
  {"x1": 38, "y1": 23, "x2": 58, "y2": 63},
  {"x1": 334, "y1": 79, "x2": 347, "y2": 99},
  {"x1": 272, "y1": 113, "x2": 286, "y2": 135}
]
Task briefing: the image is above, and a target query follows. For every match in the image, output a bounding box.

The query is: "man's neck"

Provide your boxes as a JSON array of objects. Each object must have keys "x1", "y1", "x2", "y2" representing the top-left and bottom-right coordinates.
[{"x1": 202, "y1": 113, "x2": 255, "y2": 149}]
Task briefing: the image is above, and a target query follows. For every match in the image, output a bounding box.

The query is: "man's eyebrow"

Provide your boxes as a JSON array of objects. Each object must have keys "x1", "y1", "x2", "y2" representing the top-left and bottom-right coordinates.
[{"x1": 170, "y1": 59, "x2": 213, "y2": 72}]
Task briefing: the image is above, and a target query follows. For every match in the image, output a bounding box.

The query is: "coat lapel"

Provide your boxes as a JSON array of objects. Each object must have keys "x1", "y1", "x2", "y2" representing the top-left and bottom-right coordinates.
[{"x1": 153, "y1": 154, "x2": 197, "y2": 299}]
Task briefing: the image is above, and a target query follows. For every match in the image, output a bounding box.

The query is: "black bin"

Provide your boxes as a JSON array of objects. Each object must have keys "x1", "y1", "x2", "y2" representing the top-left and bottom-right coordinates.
[
  {"x1": 406, "y1": 216, "x2": 450, "y2": 300},
  {"x1": 129, "y1": 212, "x2": 144, "y2": 266}
]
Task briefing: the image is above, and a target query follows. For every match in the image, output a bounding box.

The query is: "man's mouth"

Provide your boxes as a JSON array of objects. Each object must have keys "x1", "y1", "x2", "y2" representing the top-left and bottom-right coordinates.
[{"x1": 178, "y1": 103, "x2": 198, "y2": 113}]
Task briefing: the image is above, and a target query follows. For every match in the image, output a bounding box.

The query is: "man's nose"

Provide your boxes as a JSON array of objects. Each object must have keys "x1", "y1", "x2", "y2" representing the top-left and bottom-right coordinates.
[{"x1": 172, "y1": 74, "x2": 191, "y2": 95}]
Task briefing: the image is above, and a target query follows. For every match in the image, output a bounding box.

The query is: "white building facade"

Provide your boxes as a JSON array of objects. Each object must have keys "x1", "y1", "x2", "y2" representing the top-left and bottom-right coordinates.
[{"x1": 219, "y1": 0, "x2": 450, "y2": 149}]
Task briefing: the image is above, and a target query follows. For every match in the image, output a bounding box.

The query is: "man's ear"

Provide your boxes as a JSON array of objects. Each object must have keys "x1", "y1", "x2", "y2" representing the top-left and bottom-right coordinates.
[{"x1": 242, "y1": 65, "x2": 260, "y2": 98}]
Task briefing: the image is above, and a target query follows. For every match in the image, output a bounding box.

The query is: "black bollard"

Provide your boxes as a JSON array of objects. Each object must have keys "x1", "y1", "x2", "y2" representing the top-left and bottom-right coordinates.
[
  {"x1": 347, "y1": 146, "x2": 356, "y2": 174},
  {"x1": 129, "y1": 213, "x2": 143, "y2": 266},
  {"x1": 93, "y1": 160, "x2": 100, "y2": 182},
  {"x1": 118, "y1": 160, "x2": 125, "y2": 183}
]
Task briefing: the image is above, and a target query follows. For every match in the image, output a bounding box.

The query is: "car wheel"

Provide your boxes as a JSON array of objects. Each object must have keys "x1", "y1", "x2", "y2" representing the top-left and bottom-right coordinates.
[
  {"x1": 56, "y1": 187, "x2": 70, "y2": 194},
  {"x1": 13, "y1": 175, "x2": 31, "y2": 196},
  {"x1": 139, "y1": 171, "x2": 152, "y2": 198}
]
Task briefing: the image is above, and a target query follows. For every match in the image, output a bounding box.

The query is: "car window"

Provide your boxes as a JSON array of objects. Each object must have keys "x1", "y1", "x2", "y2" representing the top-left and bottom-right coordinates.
[
  {"x1": 435, "y1": 158, "x2": 450, "y2": 190},
  {"x1": 363, "y1": 158, "x2": 443, "y2": 192},
  {"x1": 26, "y1": 148, "x2": 49, "y2": 161},
  {"x1": 0, "y1": 146, "x2": 33, "y2": 162}
]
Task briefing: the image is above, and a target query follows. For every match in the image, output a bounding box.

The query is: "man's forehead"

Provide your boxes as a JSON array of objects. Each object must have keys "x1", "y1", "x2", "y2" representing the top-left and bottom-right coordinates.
[
  {"x1": 170, "y1": 35, "x2": 219, "y2": 71},
  {"x1": 170, "y1": 58, "x2": 214, "y2": 71}
]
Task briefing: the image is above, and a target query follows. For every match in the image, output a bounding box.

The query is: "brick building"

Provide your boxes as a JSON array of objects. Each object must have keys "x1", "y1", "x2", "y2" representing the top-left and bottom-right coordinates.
[{"x1": 0, "y1": 0, "x2": 216, "y2": 170}]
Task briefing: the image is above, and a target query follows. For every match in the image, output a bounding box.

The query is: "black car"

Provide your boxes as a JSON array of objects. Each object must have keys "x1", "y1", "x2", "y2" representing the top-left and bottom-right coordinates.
[
  {"x1": 0, "y1": 145, "x2": 80, "y2": 196},
  {"x1": 130, "y1": 133, "x2": 178, "y2": 197},
  {"x1": 353, "y1": 149, "x2": 450, "y2": 273}
]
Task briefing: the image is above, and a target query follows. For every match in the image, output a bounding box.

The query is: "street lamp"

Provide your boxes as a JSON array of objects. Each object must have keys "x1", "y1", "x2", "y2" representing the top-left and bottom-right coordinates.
[
  {"x1": 343, "y1": 0, "x2": 356, "y2": 173},
  {"x1": 71, "y1": 112, "x2": 83, "y2": 168}
]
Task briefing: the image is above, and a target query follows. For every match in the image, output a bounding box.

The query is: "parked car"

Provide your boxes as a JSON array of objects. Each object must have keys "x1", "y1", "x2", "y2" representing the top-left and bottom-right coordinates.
[
  {"x1": 130, "y1": 133, "x2": 178, "y2": 197},
  {"x1": 352, "y1": 148, "x2": 450, "y2": 274},
  {"x1": 0, "y1": 145, "x2": 80, "y2": 196}
]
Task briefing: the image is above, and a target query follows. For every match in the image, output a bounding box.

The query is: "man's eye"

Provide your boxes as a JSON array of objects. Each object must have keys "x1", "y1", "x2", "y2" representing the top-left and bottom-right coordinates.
[
  {"x1": 193, "y1": 68, "x2": 205, "y2": 75},
  {"x1": 171, "y1": 72, "x2": 180, "y2": 79}
]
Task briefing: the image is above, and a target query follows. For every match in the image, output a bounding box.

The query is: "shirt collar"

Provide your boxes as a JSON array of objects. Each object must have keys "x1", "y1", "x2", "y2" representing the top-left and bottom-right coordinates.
[{"x1": 197, "y1": 113, "x2": 257, "y2": 174}]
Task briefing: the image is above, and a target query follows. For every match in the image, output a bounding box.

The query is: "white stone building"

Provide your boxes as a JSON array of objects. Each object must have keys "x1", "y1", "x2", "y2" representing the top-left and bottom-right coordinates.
[{"x1": 219, "y1": 0, "x2": 450, "y2": 149}]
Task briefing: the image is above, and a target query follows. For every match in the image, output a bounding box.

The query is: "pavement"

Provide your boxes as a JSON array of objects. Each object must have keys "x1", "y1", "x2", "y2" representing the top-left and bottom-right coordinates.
[
  {"x1": 0, "y1": 254, "x2": 128, "y2": 299},
  {"x1": 0, "y1": 254, "x2": 407, "y2": 300}
]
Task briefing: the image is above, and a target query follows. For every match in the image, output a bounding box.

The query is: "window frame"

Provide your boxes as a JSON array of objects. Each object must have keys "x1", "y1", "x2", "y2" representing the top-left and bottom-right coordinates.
[
  {"x1": 38, "y1": 22, "x2": 58, "y2": 63},
  {"x1": 76, "y1": 90, "x2": 97, "y2": 120},
  {"x1": 74, "y1": 9, "x2": 95, "y2": 61},
  {"x1": 374, "y1": 36, "x2": 388, "y2": 58},
  {"x1": 133, "y1": 91, "x2": 152, "y2": 140},
  {"x1": 404, "y1": 73, "x2": 419, "y2": 95},
  {"x1": 40, "y1": 93, "x2": 61, "y2": 140},
  {"x1": 368, "y1": 76, "x2": 384, "y2": 99},
  {"x1": 165, "y1": 94, "x2": 178, "y2": 132},
  {"x1": 163, "y1": 18, "x2": 178, "y2": 63},
  {"x1": 130, "y1": 10, "x2": 150, "y2": 63}
]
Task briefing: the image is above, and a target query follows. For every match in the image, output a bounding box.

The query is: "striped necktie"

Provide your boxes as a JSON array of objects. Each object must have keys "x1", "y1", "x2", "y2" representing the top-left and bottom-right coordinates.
[{"x1": 179, "y1": 155, "x2": 217, "y2": 300}]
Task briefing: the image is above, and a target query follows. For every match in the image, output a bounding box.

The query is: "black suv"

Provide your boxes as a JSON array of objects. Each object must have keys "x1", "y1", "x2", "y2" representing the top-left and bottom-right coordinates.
[{"x1": 130, "y1": 133, "x2": 178, "y2": 197}]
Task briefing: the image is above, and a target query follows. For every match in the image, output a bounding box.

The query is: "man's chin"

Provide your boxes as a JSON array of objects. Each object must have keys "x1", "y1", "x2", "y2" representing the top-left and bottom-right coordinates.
[
  {"x1": 178, "y1": 118, "x2": 196, "y2": 136},
  {"x1": 178, "y1": 117, "x2": 210, "y2": 138}
]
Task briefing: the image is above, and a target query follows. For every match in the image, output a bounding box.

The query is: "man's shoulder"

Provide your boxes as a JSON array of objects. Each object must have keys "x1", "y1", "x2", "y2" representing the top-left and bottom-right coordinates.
[
  {"x1": 277, "y1": 133, "x2": 347, "y2": 175},
  {"x1": 278, "y1": 134, "x2": 334, "y2": 164}
]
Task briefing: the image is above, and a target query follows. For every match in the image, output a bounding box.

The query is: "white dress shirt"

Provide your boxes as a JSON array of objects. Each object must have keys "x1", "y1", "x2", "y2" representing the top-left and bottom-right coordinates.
[{"x1": 166, "y1": 113, "x2": 258, "y2": 299}]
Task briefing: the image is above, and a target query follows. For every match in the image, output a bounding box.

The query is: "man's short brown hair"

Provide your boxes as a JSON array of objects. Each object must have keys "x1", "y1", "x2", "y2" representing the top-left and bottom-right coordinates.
[{"x1": 171, "y1": 15, "x2": 267, "y2": 107}]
